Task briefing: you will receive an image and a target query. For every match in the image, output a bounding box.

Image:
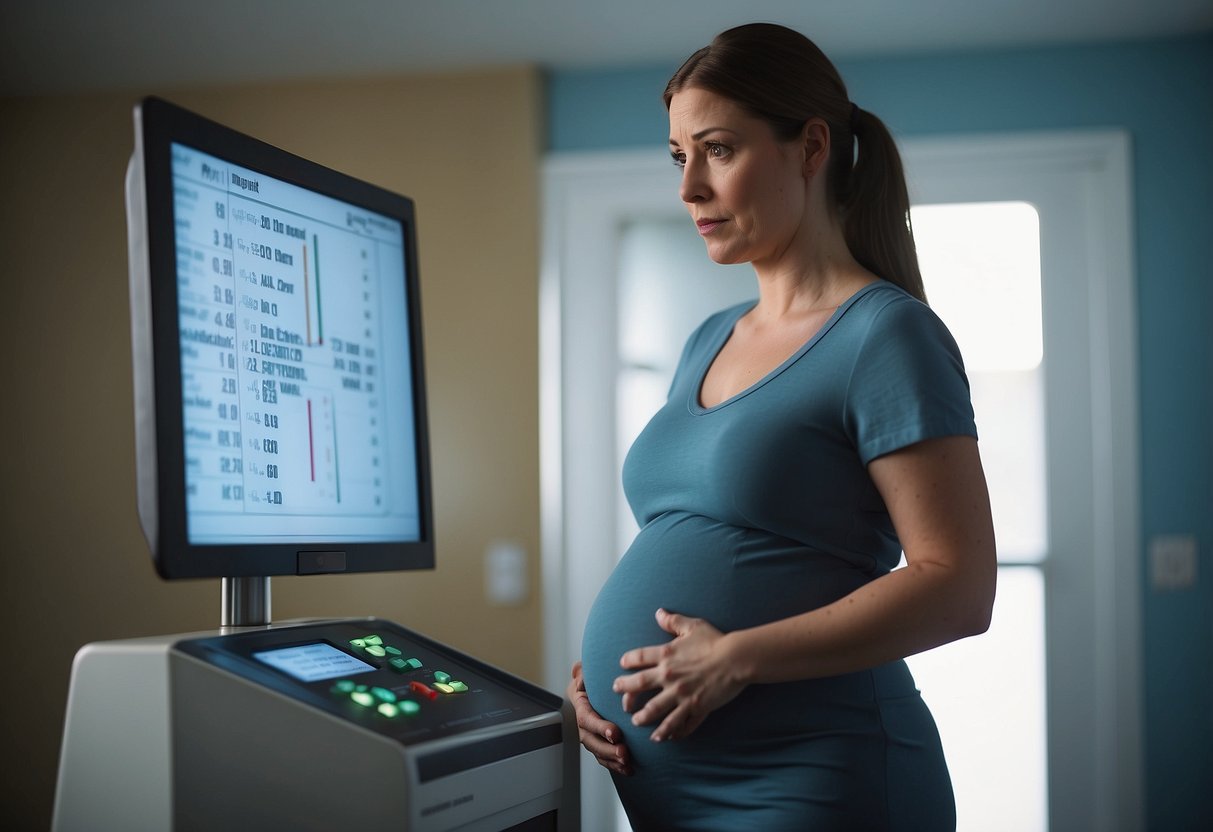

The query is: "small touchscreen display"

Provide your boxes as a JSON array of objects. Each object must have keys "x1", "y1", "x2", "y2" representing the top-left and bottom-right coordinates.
[{"x1": 253, "y1": 642, "x2": 375, "y2": 683}]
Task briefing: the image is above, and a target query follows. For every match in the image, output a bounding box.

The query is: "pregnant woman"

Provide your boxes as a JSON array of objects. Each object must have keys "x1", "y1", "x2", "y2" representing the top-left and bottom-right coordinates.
[{"x1": 568, "y1": 23, "x2": 997, "y2": 832}]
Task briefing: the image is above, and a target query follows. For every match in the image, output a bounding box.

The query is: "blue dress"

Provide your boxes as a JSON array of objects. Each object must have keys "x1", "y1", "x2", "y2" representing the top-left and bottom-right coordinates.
[{"x1": 580, "y1": 281, "x2": 975, "y2": 831}]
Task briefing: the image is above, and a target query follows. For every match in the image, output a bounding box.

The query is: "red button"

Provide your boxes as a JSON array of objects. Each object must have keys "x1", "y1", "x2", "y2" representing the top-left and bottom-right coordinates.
[{"x1": 409, "y1": 681, "x2": 438, "y2": 700}]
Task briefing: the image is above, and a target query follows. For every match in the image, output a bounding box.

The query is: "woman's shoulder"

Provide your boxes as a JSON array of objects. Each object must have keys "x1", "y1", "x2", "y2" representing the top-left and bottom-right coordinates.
[
  {"x1": 839, "y1": 280, "x2": 968, "y2": 384},
  {"x1": 846, "y1": 280, "x2": 953, "y2": 342},
  {"x1": 848, "y1": 279, "x2": 922, "y2": 316},
  {"x1": 666, "y1": 300, "x2": 755, "y2": 386},
  {"x1": 706, "y1": 299, "x2": 756, "y2": 328},
  {"x1": 686, "y1": 299, "x2": 755, "y2": 350}
]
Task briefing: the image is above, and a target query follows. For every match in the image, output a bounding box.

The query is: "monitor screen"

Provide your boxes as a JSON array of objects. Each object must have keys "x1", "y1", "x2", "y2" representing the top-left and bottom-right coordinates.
[{"x1": 128, "y1": 97, "x2": 434, "y2": 579}]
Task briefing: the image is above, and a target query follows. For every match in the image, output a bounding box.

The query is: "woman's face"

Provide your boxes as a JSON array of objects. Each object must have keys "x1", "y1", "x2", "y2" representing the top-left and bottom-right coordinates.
[{"x1": 668, "y1": 87, "x2": 807, "y2": 267}]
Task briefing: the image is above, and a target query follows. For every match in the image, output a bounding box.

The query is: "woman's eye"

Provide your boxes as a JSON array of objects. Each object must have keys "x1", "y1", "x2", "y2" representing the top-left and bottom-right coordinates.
[
  {"x1": 706, "y1": 142, "x2": 730, "y2": 159},
  {"x1": 670, "y1": 151, "x2": 687, "y2": 168}
]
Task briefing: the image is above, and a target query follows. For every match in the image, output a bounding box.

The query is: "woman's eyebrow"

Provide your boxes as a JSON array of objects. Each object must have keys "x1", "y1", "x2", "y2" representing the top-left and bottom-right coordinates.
[{"x1": 669, "y1": 127, "x2": 736, "y2": 147}]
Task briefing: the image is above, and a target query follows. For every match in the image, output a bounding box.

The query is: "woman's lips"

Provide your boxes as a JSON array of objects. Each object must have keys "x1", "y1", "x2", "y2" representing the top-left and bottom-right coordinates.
[{"x1": 696, "y1": 219, "x2": 725, "y2": 235}]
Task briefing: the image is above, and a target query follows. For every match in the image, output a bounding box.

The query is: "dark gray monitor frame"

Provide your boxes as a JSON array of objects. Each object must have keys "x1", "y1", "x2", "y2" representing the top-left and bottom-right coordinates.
[{"x1": 127, "y1": 97, "x2": 434, "y2": 622}]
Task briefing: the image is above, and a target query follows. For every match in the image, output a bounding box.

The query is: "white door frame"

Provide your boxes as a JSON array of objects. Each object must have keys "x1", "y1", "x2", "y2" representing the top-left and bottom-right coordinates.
[{"x1": 540, "y1": 131, "x2": 1141, "y2": 831}]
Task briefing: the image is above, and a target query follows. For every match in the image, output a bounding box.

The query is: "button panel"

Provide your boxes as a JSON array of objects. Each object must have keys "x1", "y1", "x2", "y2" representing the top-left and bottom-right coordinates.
[
  {"x1": 330, "y1": 633, "x2": 473, "y2": 719},
  {"x1": 177, "y1": 618, "x2": 559, "y2": 748}
]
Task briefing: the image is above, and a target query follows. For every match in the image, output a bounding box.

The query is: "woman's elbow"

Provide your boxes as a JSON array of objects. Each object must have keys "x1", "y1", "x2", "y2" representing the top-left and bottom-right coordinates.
[
  {"x1": 959, "y1": 567, "x2": 997, "y2": 637},
  {"x1": 963, "y1": 601, "x2": 994, "y2": 638}
]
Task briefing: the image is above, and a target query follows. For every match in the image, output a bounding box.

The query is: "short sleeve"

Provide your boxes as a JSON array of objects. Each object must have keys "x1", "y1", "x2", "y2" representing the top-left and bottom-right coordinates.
[{"x1": 844, "y1": 295, "x2": 976, "y2": 465}]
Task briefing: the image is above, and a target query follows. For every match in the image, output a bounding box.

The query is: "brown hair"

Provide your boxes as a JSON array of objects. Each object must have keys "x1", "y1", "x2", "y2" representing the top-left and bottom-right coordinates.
[{"x1": 664, "y1": 23, "x2": 926, "y2": 302}]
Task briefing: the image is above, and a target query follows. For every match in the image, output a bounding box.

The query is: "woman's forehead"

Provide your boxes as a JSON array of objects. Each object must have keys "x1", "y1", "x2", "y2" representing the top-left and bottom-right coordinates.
[{"x1": 668, "y1": 89, "x2": 757, "y2": 140}]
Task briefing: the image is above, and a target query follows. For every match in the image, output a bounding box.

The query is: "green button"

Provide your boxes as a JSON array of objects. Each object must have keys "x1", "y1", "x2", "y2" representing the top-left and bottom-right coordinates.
[
  {"x1": 433, "y1": 671, "x2": 451, "y2": 684},
  {"x1": 388, "y1": 657, "x2": 409, "y2": 672},
  {"x1": 385, "y1": 646, "x2": 402, "y2": 656},
  {"x1": 364, "y1": 635, "x2": 384, "y2": 646},
  {"x1": 371, "y1": 687, "x2": 397, "y2": 703},
  {"x1": 366, "y1": 645, "x2": 387, "y2": 657},
  {"x1": 434, "y1": 683, "x2": 454, "y2": 694},
  {"x1": 331, "y1": 680, "x2": 357, "y2": 694},
  {"x1": 377, "y1": 702, "x2": 400, "y2": 718},
  {"x1": 349, "y1": 638, "x2": 366, "y2": 648},
  {"x1": 449, "y1": 681, "x2": 468, "y2": 693},
  {"x1": 399, "y1": 700, "x2": 421, "y2": 715},
  {"x1": 350, "y1": 691, "x2": 375, "y2": 708},
  {"x1": 405, "y1": 657, "x2": 423, "y2": 669}
]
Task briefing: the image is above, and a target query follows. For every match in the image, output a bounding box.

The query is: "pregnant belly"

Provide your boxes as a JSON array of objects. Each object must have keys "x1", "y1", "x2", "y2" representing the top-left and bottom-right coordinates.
[{"x1": 580, "y1": 511, "x2": 874, "y2": 746}]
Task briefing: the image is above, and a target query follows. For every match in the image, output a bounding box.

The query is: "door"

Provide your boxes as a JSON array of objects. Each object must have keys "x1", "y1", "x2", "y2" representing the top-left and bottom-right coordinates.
[{"x1": 541, "y1": 132, "x2": 1141, "y2": 832}]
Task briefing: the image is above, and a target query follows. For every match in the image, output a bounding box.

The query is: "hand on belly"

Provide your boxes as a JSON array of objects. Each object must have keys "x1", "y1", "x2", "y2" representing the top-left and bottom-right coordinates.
[{"x1": 611, "y1": 607, "x2": 747, "y2": 743}]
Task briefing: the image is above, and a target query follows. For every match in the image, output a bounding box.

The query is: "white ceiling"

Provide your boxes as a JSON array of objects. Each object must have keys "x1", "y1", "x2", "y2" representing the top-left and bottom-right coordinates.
[{"x1": 2, "y1": 0, "x2": 1210, "y2": 97}]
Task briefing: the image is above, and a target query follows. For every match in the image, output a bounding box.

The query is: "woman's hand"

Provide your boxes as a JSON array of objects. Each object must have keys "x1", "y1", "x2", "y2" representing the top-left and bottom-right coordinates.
[
  {"x1": 613, "y1": 608, "x2": 747, "y2": 742},
  {"x1": 567, "y1": 660, "x2": 633, "y2": 776}
]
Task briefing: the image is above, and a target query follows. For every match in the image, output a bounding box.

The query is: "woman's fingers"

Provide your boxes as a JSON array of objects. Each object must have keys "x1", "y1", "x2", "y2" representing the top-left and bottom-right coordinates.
[
  {"x1": 612, "y1": 611, "x2": 744, "y2": 742},
  {"x1": 618, "y1": 644, "x2": 666, "y2": 671},
  {"x1": 577, "y1": 725, "x2": 632, "y2": 775},
  {"x1": 618, "y1": 609, "x2": 701, "y2": 670},
  {"x1": 568, "y1": 660, "x2": 633, "y2": 775}
]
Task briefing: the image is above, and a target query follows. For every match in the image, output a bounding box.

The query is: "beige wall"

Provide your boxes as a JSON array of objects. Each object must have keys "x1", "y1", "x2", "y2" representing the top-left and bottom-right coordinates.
[{"x1": 0, "y1": 67, "x2": 544, "y2": 828}]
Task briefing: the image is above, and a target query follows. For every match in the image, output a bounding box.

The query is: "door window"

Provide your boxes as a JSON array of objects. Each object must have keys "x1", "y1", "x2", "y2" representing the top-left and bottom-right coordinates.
[{"x1": 907, "y1": 201, "x2": 1048, "y2": 832}]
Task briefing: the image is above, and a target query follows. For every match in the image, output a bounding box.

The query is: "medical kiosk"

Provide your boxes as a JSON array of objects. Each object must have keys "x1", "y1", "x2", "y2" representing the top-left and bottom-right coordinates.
[{"x1": 52, "y1": 98, "x2": 577, "y2": 832}]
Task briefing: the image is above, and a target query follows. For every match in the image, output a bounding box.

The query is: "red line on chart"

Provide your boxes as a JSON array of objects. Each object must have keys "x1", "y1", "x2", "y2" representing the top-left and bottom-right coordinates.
[{"x1": 307, "y1": 399, "x2": 316, "y2": 481}]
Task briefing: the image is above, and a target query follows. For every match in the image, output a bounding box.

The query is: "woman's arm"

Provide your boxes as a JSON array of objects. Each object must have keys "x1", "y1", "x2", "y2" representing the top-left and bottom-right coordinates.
[{"x1": 613, "y1": 434, "x2": 997, "y2": 742}]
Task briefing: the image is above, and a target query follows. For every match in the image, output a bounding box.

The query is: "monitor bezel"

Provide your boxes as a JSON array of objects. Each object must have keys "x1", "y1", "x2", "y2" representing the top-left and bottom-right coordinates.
[{"x1": 130, "y1": 96, "x2": 434, "y2": 580}]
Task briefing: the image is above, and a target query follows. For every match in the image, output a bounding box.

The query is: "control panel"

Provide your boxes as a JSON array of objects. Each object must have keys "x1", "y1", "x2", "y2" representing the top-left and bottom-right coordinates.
[{"x1": 175, "y1": 619, "x2": 554, "y2": 746}]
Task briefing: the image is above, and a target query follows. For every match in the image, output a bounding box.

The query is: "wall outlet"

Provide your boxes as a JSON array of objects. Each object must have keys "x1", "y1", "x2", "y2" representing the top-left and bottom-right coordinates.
[
  {"x1": 485, "y1": 540, "x2": 528, "y2": 605},
  {"x1": 1149, "y1": 534, "x2": 1198, "y2": 591}
]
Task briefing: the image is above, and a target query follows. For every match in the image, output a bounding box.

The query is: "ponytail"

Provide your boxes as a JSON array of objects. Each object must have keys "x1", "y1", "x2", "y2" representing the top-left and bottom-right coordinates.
[
  {"x1": 842, "y1": 107, "x2": 926, "y2": 303},
  {"x1": 665, "y1": 23, "x2": 927, "y2": 304}
]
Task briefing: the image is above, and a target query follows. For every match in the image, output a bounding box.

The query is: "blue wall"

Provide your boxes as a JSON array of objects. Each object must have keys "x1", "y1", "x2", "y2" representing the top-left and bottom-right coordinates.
[{"x1": 547, "y1": 35, "x2": 1213, "y2": 829}]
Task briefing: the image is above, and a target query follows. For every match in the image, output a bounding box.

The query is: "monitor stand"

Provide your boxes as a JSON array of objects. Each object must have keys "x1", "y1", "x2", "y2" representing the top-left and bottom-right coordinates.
[{"x1": 221, "y1": 575, "x2": 271, "y2": 627}]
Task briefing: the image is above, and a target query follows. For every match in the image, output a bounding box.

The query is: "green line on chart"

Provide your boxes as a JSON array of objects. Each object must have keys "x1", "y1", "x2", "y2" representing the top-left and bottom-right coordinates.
[
  {"x1": 313, "y1": 233, "x2": 323, "y2": 344},
  {"x1": 332, "y1": 405, "x2": 340, "y2": 504}
]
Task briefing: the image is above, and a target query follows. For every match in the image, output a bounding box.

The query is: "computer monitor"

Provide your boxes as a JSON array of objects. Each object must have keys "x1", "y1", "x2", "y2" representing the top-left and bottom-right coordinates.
[{"x1": 126, "y1": 96, "x2": 433, "y2": 580}]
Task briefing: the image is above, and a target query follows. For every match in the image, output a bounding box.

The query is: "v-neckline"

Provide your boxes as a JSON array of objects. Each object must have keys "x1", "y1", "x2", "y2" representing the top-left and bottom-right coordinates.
[{"x1": 691, "y1": 281, "x2": 884, "y2": 414}]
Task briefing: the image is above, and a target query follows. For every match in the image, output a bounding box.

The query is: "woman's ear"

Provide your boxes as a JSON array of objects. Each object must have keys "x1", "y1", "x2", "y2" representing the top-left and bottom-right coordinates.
[{"x1": 801, "y1": 118, "x2": 831, "y2": 179}]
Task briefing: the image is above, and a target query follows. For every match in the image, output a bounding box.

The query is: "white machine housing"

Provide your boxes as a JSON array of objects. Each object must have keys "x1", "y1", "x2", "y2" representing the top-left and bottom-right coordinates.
[{"x1": 53, "y1": 618, "x2": 578, "y2": 831}]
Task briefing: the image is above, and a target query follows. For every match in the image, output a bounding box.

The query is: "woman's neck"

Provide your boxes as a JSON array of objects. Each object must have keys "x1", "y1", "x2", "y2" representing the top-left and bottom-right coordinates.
[{"x1": 749, "y1": 232, "x2": 873, "y2": 322}]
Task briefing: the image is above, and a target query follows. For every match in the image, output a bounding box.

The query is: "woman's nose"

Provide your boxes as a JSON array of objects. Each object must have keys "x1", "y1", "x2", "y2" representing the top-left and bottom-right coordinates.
[{"x1": 679, "y1": 159, "x2": 709, "y2": 204}]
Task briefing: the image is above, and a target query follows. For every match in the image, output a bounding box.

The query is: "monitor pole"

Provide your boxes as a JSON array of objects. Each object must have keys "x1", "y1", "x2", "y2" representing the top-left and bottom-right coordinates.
[{"x1": 221, "y1": 576, "x2": 271, "y2": 627}]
